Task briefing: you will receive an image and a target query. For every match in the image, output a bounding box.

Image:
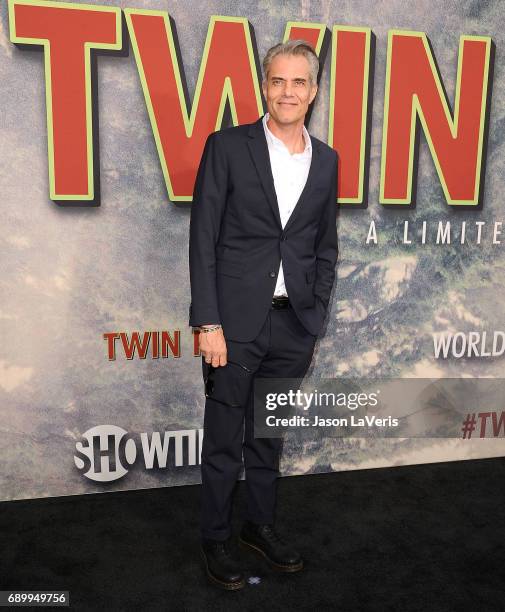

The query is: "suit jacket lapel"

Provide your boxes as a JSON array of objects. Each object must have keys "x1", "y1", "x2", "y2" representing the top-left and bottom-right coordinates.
[
  {"x1": 247, "y1": 118, "x2": 282, "y2": 229},
  {"x1": 283, "y1": 138, "x2": 320, "y2": 233},
  {"x1": 246, "y1": 116, "x2": 321, "y2": 232}
]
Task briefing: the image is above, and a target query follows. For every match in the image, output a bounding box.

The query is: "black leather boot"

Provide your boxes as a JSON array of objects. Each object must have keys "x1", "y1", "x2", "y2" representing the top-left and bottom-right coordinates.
[
  {"x1": 239, "y1": 521, "x2": 303, "y2": 572},
  {"x1": 201, "y1": 537, "x2": 246, "y2": 590}
]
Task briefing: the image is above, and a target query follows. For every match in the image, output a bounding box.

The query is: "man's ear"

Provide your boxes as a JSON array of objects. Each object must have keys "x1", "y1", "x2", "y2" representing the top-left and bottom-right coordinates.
[
  {"x1": 261, "y1": 79, "x2": 267, "y2": 99},
  {"x1": 309, "y1": 84, "x2": 318, "y2": 104}
]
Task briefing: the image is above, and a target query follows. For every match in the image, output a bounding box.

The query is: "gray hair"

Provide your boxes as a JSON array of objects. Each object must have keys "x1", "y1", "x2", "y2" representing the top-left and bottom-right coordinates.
[{"x1": 262, "y1": 39, "x2": 319, "y2": 86}]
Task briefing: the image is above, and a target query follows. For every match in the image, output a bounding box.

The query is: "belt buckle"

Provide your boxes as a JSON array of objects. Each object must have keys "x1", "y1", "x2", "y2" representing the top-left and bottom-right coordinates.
[{"x1": 272, "y1": 296, "x2": 289, "y2": 310}]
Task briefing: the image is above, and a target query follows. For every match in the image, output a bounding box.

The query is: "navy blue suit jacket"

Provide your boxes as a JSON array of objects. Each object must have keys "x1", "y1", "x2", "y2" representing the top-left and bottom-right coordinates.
[{"x1": 189, "y1": 116, "x2": 338, "y2": 342}]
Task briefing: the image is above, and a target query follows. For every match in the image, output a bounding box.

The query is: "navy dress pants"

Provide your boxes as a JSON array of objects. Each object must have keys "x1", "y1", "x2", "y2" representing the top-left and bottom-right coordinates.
[{"x1": 200, "y1": 305, "x2": 317, "y2": 541}]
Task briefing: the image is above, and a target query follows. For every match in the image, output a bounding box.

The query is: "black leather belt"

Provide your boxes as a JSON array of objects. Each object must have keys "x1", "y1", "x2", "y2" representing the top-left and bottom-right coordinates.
[{"x1": 271, "y1": 296, "x2": 291, "y2": 309}]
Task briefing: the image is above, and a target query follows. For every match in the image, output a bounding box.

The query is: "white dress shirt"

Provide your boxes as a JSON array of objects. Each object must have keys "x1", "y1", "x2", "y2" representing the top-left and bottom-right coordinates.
[{"x1": 262, "y1": 112, "x2": 312, "y2": 297}]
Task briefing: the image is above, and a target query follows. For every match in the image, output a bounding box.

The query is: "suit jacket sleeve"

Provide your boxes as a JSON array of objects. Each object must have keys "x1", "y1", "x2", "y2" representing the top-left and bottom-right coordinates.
[
  {"x1": 188, "y1": 131, "x2": 229, "y2": 327},
  {"x1": 314, "y1": 151, "x2": 338, "y2": 310}
]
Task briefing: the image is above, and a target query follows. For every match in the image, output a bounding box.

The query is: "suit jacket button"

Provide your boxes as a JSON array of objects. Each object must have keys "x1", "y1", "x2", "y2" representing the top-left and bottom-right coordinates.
[{"x1": 269, "y1": 271, "x2": 276, "y2": 278}]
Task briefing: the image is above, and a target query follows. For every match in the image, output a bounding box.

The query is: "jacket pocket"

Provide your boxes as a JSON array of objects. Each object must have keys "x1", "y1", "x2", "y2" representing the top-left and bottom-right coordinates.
[{"x1": 216, "y1": 258, "x2": 243, "y2": 279}]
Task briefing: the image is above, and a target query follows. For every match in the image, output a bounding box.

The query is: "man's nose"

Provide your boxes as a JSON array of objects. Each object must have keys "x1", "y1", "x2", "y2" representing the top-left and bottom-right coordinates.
[{"x1": 282, "y1": 81, "x2": 293, "y2": 96}]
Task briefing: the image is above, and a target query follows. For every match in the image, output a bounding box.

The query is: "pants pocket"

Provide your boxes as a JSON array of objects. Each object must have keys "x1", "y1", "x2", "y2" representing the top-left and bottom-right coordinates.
[{"x1": 204, "y1": 359, "x2": 253, "y2": 408}]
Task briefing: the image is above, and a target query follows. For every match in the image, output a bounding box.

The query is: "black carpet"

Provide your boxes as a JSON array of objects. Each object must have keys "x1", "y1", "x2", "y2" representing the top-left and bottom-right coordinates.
[{"x1": 1, "y1": 457, "x2": 504, "y2": 611}]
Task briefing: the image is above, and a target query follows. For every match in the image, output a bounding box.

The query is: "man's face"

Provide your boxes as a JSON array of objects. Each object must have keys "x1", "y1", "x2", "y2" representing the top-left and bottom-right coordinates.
[{"x1": 262, "y1": 53, "x2": 318, "y2": 126}]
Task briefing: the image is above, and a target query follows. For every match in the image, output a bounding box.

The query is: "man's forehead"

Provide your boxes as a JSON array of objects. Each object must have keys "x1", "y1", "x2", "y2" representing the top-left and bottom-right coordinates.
[
  {"x1": 268, "y1": 54, "x2": 311, "y2": 76},
  {"x1": 268, "y1": 74, "x2": 308, "y2": 81}
]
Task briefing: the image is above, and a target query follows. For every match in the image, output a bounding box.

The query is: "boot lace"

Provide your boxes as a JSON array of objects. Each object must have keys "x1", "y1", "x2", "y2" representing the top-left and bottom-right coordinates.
[
  {"x1": 261, "y1": 525, "x2": 286, "y2": 546},
  {"x1": 213, "y1": 540, "x2": 232, "y2": 558}
]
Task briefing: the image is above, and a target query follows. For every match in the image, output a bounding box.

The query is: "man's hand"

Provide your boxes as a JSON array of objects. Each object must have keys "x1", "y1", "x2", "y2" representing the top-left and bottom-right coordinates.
[{"x1": 199, "y1": 327, "x2": 227, "y2": 367}]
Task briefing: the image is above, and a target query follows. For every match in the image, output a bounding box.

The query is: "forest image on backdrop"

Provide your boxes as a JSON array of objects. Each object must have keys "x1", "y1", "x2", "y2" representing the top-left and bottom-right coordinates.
[{"x1": 0, "y1": 0, "x2": 504, "y2": 500}]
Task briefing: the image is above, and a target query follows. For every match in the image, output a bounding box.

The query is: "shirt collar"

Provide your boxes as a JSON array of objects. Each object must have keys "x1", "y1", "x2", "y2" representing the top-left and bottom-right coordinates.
[{"x1": 262, "y1": 112, "x2": 312, "y2": 156}]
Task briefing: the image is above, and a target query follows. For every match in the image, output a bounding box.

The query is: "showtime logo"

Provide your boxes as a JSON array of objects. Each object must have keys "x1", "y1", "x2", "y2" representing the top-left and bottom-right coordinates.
[{"x1": 74, "y1": 425, "x2": 203, "y2": 482}]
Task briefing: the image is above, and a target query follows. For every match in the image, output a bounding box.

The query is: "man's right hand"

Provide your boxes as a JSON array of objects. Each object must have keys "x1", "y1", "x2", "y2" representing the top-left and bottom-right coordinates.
[{"x1": 199, "y1": 327, "x2": 227, "y2": 367}]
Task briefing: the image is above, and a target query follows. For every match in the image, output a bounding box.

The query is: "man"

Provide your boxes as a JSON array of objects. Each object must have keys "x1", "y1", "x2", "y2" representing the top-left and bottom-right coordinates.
[{"x1": 189, "y1": 39, "x2": 338, "y2": 590}]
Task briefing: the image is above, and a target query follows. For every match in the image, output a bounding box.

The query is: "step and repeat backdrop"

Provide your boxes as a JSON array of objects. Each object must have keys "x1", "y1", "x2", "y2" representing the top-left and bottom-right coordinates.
[{"x1": 1, "y1": 0, "x2": 504, "y2": 501}]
